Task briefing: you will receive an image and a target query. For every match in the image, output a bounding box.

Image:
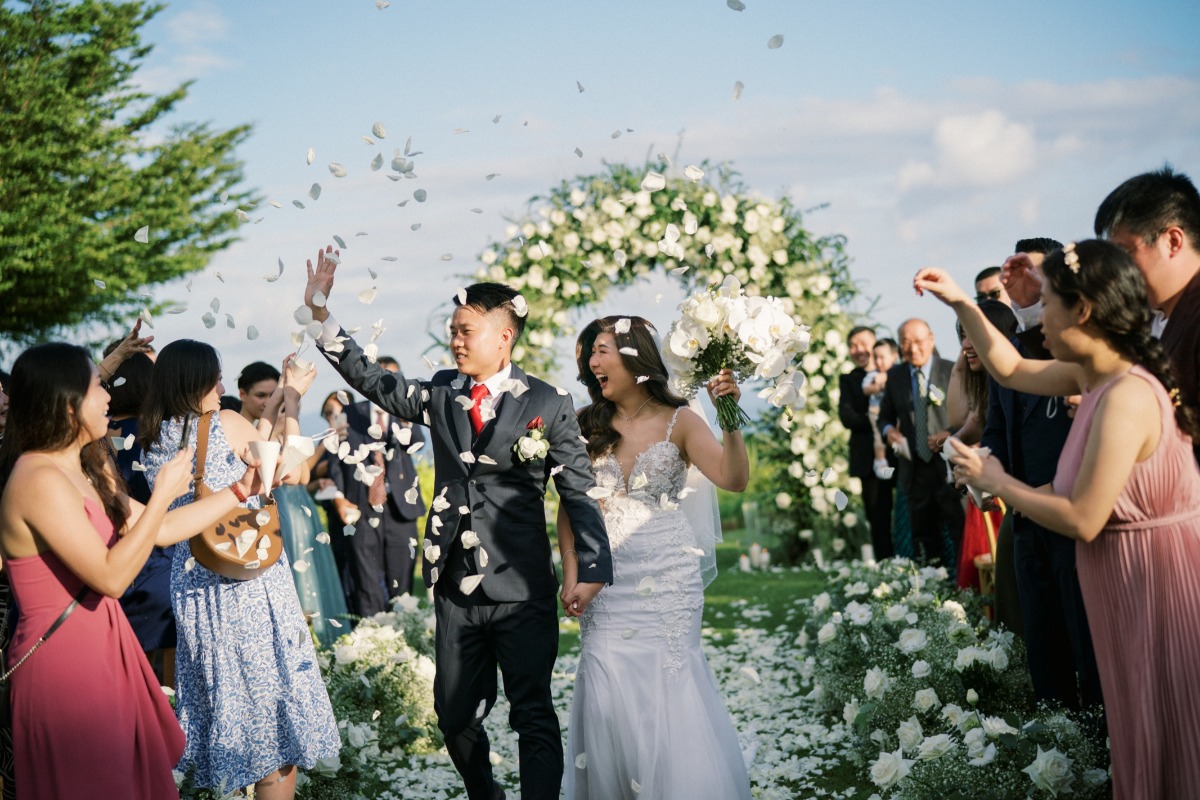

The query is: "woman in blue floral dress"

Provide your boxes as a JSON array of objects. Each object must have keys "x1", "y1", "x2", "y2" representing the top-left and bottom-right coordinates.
[{"x1": 140, "y1": 340, "x2": 339, "y2": 799}]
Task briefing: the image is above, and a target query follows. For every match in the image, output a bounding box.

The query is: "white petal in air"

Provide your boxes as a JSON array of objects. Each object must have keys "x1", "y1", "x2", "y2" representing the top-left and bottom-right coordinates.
[
  {"x1": 328, "y1": 163, "x2": 347, "y2": 177},
  {"x1": 370, "y1": 153, "x2": 383, "y2": 171},
  {"x1": 575, "y1": 753, "x2": 587, "y2": 769},
  {"x1": 414, "y1": 189, "x2": 427, "y2": 203},
  {"x1": 640, "y1": 171, "x2": 666, "y2": 192},
  {"x1": 835, "y1": 491, "x2": 849, "y2": 511},
  {"x1": 306, "y1": 147, "x2": 315, "y2": 165},
  {"x1": 614, "y1": 318, "x2": 632, "y2": 334},
  {"x1": 511, "y1": 295, "x2": 529, "y2": 317},
  {"x1": 477, "y1": 455, "x2": 497, "y2": 465},
  {"x1": 684, "y1": 164, "x2": 705, "y2": 182},
  {"x1": 359, "y1": 287, "x2": 378, "y2": 304},
  {"x1": 732, "y1": 81, "x2": 744, "y2": 101},
  {"x1": 372, "y1": 121, "x2": 387, "y2": 139},
  {"x1": 93, "y1": 279, "x2": 106, "y2": 289},
  {"x1": 460, "y1": 451, "x2": 476, "y2": 464},
  {"x1": 134, "y1": 226, "x2": 149, "y2": 243},
  {"x1": 767, "y1": 34, "x2": 784, "y2": 49},
  {"x1": 586, "y1": 486, "x2": 612, "y2": 499},
  {"x1": 459, "y1": 575, "x2": 484, "y2": 596},
  {"x1": 728, "y1": 0, "x2": 746, "y2": 9},
  {"x1": 618, "y1": 347, "x2": 638, "y2": 357}
]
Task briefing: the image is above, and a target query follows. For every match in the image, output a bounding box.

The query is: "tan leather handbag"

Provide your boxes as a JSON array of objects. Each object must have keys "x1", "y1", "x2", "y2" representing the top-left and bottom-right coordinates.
[{"x1": 188, "y1": 411, "x2": 282, "y2": 580}]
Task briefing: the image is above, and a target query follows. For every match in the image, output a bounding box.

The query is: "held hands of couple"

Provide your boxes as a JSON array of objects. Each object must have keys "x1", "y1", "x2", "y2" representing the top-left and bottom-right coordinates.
[
  {"x1": 304, "y1": 245, "x2": 340, "y2": 323},
  {"x1": 560, "y1": 581, "x2": 604, "y2": 618}
]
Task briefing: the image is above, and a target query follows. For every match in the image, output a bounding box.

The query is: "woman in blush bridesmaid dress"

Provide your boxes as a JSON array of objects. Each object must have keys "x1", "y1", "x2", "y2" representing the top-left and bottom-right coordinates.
[
  {"x1": 921, "y1": 241, "x2": 1200, "y2": 799},
  {"x1": 0, "y1": 343, "x2": 261, "y2": 800}
]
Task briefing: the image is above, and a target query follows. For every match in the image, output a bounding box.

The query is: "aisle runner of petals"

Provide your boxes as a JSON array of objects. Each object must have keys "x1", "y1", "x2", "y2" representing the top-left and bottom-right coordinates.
[{"x1": 231, "y1": 559, "x2": 1112, "y2": 799}]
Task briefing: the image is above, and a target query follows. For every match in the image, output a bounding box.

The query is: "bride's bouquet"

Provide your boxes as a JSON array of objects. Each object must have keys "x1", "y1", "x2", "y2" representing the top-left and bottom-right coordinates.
[{"x1": 662, "y1": 276, "x2": 811, "y2": 431}]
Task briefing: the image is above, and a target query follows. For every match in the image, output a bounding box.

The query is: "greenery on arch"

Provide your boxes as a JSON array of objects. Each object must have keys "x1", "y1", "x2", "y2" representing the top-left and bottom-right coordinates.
[{"x1": 467, "y1": 161, "x2": 870, "y2": 562}]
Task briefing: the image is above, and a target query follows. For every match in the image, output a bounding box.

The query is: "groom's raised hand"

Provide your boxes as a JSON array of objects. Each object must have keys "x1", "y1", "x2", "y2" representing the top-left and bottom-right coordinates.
[{"x1": 305, "y1": 245, "x2": 339, "y2": 322}]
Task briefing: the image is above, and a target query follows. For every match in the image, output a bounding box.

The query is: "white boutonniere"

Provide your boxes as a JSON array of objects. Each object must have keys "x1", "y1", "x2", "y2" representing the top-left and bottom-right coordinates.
[
  {"x1": 514, "y1": 416, "x2": 550, "y2": 462},
  {"x1": 927, "y1": 385, "x2": 945, "y2": 408}
]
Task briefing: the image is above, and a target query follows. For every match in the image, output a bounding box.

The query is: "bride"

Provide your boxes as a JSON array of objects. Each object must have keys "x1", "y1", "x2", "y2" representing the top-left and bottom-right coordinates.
[{"x1": 559, "y1": 315, "x2": 752, "y2": 800}]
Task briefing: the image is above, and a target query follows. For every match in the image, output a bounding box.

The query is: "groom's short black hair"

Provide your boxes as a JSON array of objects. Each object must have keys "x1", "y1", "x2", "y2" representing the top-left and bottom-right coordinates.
[{"x1": 455, "y1": 282, "x2": 525, "y2": 341}]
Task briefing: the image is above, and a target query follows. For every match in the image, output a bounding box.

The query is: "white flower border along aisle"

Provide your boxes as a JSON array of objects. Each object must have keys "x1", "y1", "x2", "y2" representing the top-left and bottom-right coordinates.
[
  {"x1": 468, "y1": 160, "x2": 866, "y2": 563},
  {"x1": 795, "y1": 558, "x2": 1110, "y2": 799}
]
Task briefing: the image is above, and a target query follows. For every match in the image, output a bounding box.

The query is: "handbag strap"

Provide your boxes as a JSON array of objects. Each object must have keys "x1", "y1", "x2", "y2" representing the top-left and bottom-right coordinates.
[
  {"x1": 192, "y1": 411, "x2": 217, "y2": 501},
  {"x1": 1, "y1": 585, "x2": 90, "y2": 682}
]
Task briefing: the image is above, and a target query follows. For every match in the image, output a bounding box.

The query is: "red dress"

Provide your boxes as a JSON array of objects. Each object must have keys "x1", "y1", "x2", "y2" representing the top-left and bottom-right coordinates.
[
  {"x1": 957, "y1": 502, "x2": 1003, "y2": 590},
  {"x1": 6, "y1": 498, "x2": 185, "y2": 800}
]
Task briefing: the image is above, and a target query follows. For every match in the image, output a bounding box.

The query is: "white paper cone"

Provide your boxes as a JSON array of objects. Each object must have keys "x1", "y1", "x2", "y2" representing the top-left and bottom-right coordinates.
[
  {"x1": 247, "y1": 440, "x2": 281, "y2": 498},
  {"x1": 277, "y1": 434, "x2": 315, "y2": 482}
]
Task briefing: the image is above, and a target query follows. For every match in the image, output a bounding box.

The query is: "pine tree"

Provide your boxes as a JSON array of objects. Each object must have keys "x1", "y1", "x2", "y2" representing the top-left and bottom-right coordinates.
[{"x1": 0, "y1": 0, "x2": 255, "y2": 342}]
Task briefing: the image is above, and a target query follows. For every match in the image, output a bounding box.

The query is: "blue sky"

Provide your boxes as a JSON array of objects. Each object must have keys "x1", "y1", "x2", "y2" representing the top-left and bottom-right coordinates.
[{"x1": 121, "y1": 0, "x2": 1200, "y2": 427}]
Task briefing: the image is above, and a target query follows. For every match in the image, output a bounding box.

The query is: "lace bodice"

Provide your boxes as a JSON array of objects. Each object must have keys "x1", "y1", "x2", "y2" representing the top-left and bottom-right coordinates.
[
  {"x1": 591, "y1": 409, "x2": 687, "y2": 549},
  {"x1": 592, "y1": 407, "x2": 686, "y2": 498}
]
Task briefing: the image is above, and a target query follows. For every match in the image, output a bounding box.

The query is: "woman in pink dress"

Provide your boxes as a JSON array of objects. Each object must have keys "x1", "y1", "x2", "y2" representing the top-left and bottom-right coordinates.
[
  {"x1": 916, "y1": 240, "x2": 1200, "y2": 799},
  {"x1": 0, "y1": 343, "x2": 261, "y2": 800}
]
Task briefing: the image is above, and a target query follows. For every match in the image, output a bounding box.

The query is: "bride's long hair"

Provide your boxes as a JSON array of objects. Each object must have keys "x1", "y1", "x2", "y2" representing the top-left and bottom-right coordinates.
[{"x1": 576, "y1": 316, "x2": 687, "y2": 460}]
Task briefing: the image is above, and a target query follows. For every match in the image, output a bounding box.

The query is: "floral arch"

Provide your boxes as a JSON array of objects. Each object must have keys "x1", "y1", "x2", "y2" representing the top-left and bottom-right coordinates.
[{"x1": 467, "y1": 161, "x2": 865, "y2": 561}]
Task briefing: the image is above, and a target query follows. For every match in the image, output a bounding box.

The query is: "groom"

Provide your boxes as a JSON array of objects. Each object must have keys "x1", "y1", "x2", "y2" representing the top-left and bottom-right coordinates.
[{"x1": 303, "y1": 247, "x2": 612, "y2": 800}]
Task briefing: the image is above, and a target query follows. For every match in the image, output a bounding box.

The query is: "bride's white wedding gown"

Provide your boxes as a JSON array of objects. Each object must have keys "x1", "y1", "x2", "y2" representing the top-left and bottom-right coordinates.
[{"x1": 564, "y1": 409, "x2": 752, "y2": 800}]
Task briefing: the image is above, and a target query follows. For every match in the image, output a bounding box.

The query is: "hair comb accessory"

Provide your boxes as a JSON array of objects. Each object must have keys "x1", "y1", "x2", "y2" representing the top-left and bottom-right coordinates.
[
  {"x1": 1063, "y1": 242, "x2": 1081, "y2": 274},
  {"x1": 1169, "y1": 387, "x2": 1182, "y2": 408}
]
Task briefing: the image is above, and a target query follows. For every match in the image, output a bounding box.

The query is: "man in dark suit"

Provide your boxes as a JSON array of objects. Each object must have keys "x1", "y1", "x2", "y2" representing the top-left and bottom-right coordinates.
[
  {"x1": 878, "y1": 318, "x2": 963, "y2": 565},
  {"x1": 1095, "y1": 166, "x2": 1200, "y2": 467},
  {"x1": 326, "y1": 356, "x2": 426, "y2": 617},
  {"x1": 838, "y1": 325, "x2": 894, "y2": 559},
  {"x1": 981, "y1": 325, "x2": 1102, "y2": 710},
  {"x1": 304, "y1": 247, "x2": 612, "y2": 800}
]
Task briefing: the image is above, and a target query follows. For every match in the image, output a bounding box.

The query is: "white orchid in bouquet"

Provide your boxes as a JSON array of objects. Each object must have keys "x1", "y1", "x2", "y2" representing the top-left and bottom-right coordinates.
[{"x1": 663, "y1": 274, "x2": 811, "y2": 431}]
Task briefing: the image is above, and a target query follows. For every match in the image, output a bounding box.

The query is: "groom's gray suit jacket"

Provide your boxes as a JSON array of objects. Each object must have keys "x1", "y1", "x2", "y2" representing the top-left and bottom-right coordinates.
[{"x1": 320, "y1": 328, "x2": 612, "y2": 601}]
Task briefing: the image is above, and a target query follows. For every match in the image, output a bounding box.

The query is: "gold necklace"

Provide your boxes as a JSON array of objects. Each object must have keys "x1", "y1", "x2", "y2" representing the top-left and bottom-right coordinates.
[{"x1": 615, "y1": 397, "x2": 653, "y2": 422}]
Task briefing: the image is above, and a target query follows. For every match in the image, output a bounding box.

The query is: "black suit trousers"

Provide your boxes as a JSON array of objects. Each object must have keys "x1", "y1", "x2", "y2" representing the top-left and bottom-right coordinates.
[
  {"x1": 905, "y1": 456, "x2": 965, "y2": 565},
  {"x1": 434, "y1": 586, "x2": 561, "y2": 800},
  {"x1": 1013, "y1": 517, "x2": 1103, "y2": 710},
  {"x1": 347, "y1": 509, "x2": 417, "y2": 618},
  {"x1": 861, "y1": 474, "x2": 895, "y2": 559}
]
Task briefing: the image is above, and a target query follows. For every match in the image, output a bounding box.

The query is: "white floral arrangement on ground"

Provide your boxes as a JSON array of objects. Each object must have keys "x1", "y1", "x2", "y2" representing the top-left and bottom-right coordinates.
[
  {"x1": 662, "y1": 274, "x2": 811, "y2": 431},
  {"x1": 294, "y1": 595, "x2": 443, "y2": 800},
  {"x1": 465, "y1": 160, "x2": 866, "y2": 562},
  {"x1": 794, "y1": 558, "x2": 1109, "y2": 799}
]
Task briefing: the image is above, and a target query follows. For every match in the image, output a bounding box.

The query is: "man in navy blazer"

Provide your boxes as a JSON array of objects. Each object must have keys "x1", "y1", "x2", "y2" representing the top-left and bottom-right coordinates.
[
  {"x1": 304, "y1": 246, "x2": 611, "y2": 800},
  {"x1": 981, "y1": 328, "x2": 1101, "y2": 709},
  {"x1": 878, "y1": 318, "x2": 963, "y2": 565},
  {"x1": 326, "y1": 358, "x2": 426, "y2": 617}
]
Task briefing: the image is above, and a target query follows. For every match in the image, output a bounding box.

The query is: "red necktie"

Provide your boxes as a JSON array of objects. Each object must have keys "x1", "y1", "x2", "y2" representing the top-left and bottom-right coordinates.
[{"x1": 469, "y1": 384, "x2": 490, "y2": 436}]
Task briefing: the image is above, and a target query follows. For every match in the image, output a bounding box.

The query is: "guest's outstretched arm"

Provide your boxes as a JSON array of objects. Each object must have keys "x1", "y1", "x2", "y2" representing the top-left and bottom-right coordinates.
[
  {"x1": 914, "y1": 267, "x2": 1082, "y2": 398},
  {"x1": 948, "y1": 373, "x2": 1158, "y2": 542}
]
